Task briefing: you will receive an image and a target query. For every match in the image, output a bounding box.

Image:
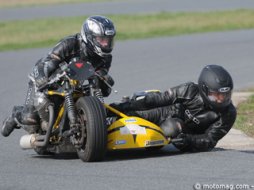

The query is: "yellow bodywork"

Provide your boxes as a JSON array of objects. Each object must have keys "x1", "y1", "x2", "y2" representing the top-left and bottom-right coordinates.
[
  {"x1": 105, "y1": 104, "x2": 170, "y2": 150},
  {"x1": 45, "y1": 88, "x2": 170, "y2": 150}
]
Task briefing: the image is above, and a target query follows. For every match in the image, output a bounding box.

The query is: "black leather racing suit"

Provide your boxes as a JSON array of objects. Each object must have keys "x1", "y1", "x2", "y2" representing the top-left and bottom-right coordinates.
[
  {"x1": 26, "y1": 33, "x2": 113, "y2": 106},
  {"x1": 19, "y1": 33, "x2": 114, "y2": 128},
  {"x1": 118, "y1": 82, "x2": 237, "y2": 152}
]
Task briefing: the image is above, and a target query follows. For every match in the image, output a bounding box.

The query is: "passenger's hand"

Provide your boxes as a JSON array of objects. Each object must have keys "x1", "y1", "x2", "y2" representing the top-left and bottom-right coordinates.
[
  {"x1": 171, "y1": 133, "x2": 192, "y2": 151},
  {"x1": 109, "y1": 102, "x2": 131, "y2": 112}
]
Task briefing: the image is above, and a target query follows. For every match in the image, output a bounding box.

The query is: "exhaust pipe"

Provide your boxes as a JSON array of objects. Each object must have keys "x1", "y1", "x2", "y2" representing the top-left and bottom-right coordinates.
[
  {"x1": 19, "y1": 105, "x2": 55, "y2": 149},
  {"x1": 20, "y1": 134, "x2": 37, "y2": 149}
]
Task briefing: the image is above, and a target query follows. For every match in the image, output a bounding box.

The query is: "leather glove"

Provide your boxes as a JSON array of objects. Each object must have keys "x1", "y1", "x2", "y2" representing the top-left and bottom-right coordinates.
[
  {"x1": 171, "y1": 133, "x2": 192, "y2": 151},
  {"x1": 101, "y1": 74, "x2": 114, "y2": 97},
  {"x1": 110, "y1": 95, "x2": 147, "y2": 112},
  {"x1": 109, "y1": 102, "x2": 131, "y2": 112},
  {"x1": 103, "y1": 74, "x2": 114, "y2": 86},
  {"x1": 96, "y1": 70, "x2": 115, "y2": 86},
  {"x1": 96, "y1": 71, "x2": 115, "y2": 97}
]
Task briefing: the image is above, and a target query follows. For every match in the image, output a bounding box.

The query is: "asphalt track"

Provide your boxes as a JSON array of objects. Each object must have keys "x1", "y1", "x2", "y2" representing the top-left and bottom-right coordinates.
[
  {"x1": 1, "y1": 1, "x2": 254, "y2": 189},
  {"x1": 1, "y1": 0, "x2": 254, "y2": 21},
  {"x1": 0, "y1": 29, "x2": 254, "y2": 190}
]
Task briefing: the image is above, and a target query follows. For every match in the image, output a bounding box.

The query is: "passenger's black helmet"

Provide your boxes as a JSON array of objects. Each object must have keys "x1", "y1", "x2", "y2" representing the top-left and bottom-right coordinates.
[
  {"x1": 198, "y1": 65, "x2": 233, "y2": 111},
  {"x1": 81, "y1": 15, "x2": 116, "y2": 57}
]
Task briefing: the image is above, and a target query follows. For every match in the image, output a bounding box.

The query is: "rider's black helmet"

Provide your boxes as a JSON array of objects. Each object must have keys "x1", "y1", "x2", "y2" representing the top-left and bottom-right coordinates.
[
  {"x1": 81, "y1": 15, "x2": 116, "y2": 57},
  {"x1": 198, "y1": 65, "x2": 233, "y2": 111}
]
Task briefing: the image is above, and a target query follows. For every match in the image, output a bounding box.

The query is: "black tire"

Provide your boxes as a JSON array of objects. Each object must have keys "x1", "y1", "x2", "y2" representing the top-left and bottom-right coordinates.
[{"x1": 75, "y1": 96, "x2": 107, "y2": 162}]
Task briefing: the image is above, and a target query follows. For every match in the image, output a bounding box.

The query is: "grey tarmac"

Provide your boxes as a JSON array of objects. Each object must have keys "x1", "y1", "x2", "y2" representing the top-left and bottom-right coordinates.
[
  {"x1": 1, "y1": 0, "x2": 254, "y2": 21},
  {"x1": 0, "y1": 30, "x2": 254, "y2": 190}
]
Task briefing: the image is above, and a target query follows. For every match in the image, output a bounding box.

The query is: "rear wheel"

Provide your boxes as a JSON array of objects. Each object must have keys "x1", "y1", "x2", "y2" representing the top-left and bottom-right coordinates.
[{"x1": 74, "y1": 96, "x2": 107, "y2": 162}]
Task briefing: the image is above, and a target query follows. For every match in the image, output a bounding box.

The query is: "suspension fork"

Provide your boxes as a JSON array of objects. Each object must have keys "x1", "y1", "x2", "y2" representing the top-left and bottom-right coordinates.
[
  {"x1": 89, "y1": 77, "x2": 104, "y2": 103},
  {"x1": 64, "y1": 81, "x2": 78, "y2": 127}
]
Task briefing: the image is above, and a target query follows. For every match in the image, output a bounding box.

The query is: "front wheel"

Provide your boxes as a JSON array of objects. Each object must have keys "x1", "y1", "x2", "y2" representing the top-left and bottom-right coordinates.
[{"x1": 75, "y1": 96, "x2": 107, "y2": 162}]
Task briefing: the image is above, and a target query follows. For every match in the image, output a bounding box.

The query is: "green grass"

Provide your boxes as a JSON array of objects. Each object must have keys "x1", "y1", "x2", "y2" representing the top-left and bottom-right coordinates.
[
  {"x1": 234, "y1": 95, "x2": 254, "y2": 137},
  {"x1": 1, "y1": 9, "x2": 254, "y2": 51}
]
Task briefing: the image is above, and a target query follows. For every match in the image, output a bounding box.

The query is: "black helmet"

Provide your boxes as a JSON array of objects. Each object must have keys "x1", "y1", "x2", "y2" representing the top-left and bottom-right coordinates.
[
  {"x1": 81, "y1": 15, "x2": 116, "y2": 57},
  {"x1": 198, "y1": 65, "x2": 233, "y2": 111}
]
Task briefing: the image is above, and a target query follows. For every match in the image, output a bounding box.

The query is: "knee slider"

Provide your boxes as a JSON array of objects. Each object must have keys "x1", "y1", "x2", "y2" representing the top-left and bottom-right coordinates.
[{"x1": 160, "y1": 118, "x2": 183, "y2": 138}]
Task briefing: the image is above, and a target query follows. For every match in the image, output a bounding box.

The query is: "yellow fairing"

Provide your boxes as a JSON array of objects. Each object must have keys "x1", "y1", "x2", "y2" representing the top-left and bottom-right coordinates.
[{"x1": 107, "y1": 116, "x2": 170, "y2": 150}]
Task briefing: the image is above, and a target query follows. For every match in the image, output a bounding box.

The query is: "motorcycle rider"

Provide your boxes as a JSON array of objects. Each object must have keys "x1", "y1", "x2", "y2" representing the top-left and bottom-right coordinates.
[
  {"x1": 110, "y1": 65, "x2": 236, "y2": 152},
  {"x1": 1, "y1": 15, "x2": 116, "y2": 137}
]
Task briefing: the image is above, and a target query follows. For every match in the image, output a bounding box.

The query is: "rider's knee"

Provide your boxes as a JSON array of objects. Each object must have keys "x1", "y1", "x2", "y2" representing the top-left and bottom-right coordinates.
[{"x1": 160, "y1": 118, "x2": 183, "y2": 138}]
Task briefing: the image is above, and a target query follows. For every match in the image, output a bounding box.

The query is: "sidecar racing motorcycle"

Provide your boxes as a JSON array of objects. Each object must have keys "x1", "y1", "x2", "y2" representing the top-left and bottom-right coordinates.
[{"x1": 17, "y1": 59, "x2": 171, "y2": 162}]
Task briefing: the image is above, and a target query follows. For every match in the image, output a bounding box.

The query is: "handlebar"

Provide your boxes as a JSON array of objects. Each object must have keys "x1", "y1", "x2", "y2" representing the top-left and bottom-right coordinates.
[{"x1": 29, "y1": 60, "x2": 117, "y2": 93}]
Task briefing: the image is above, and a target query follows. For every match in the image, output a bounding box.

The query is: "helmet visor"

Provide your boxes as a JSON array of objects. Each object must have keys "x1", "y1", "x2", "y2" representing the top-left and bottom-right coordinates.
[
  {"x1": 93, "y1": 36, "x2": 114, "y2": 53},
  {"x1": 207, "y1": 90, "x2": 232, "y2": 104}
]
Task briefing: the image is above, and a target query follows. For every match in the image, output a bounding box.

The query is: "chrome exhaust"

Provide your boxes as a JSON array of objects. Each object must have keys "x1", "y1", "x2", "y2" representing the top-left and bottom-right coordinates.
[
  {"x1": 19, "y1": 104, "x2": 55, "y2": 149},
  {"x1": 20, "y1": 134, "x2": 37, "y2": 149}
]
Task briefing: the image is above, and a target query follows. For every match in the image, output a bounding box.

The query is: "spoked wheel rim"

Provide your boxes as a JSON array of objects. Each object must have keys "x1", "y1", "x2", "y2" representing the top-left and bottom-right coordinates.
[{"x1": 72, "y1": 108, "x2": 87, "y2": 150}]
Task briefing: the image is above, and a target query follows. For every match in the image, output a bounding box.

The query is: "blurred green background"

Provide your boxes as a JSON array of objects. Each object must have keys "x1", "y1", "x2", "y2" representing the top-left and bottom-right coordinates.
[{"x1": 1, "y1": 0, "x2": 254, "y2": 51}]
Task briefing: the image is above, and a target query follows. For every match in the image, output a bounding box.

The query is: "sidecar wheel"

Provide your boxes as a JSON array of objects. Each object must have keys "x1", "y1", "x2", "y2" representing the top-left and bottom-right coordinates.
[{"x1": 75, "y1": 96, "x2": 107, "y2": 162}]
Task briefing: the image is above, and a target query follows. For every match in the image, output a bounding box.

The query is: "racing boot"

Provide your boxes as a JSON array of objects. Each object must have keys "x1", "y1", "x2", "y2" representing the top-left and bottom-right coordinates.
[
  {"x1": 1, "y1": 106, "x2": 23, "y2": 137},
  {"x1": 15, "y1": 105, "x2": 40, "y2": 134}
]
